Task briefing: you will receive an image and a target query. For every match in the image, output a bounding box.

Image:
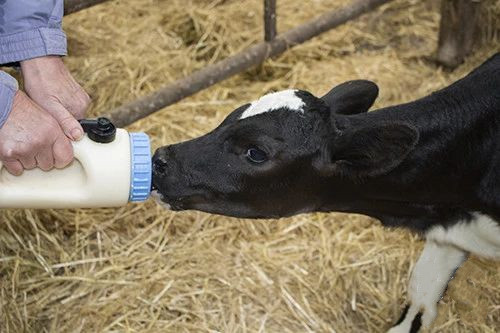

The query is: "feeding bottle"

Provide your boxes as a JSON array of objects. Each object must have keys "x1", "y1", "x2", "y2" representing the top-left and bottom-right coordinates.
[{"x1": 0, "y1": 118, "x2": 152, "y2": 209}]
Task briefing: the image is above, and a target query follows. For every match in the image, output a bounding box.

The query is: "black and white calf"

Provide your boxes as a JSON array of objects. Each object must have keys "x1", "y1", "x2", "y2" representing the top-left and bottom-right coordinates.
[{"x1": 152, "y1": 53, "x2": 500, "y2": 332}]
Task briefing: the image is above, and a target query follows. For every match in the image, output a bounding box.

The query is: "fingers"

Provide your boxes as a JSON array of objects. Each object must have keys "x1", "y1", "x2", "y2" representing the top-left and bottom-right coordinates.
[
  {"x1": 48, "y1": 102, "x2": 84, "y2": 141},
  {"x1": 2, "y1": 137, "x2": 73, "y2": 173},
  {"x1": 0, "y1": 141, "x2": 34, "y2": 175},
  {"x1": 52, "y1": 135, "x2": 74, "y2": 169},
  {"x1": 12, "y1": 140, "x2": 37, "y2": 170},
  {"x1": 19, "y1": 155, "x2": 37, "y2": 170},
  {"x1": 0, "y1": 90, "x2": 77, "y2": 175},
  {"x1": 3, "y1": 160, "x2": 23, "y2": 176},
  {"x1": 35, "y1": 147, "x2": 55, "y2": 171}
]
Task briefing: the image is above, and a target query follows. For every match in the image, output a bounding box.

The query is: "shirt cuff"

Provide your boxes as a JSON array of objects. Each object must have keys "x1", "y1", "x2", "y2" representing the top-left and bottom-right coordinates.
[
  {"x1": 0, "y1": 27, "x2": 67, "y2": 64},
  {"x1": 0, "y1": 72, "x2": 19, "y2": 129}
]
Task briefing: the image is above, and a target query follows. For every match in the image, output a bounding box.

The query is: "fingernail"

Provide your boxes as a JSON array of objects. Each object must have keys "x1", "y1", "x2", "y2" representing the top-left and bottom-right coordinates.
[{"x1": 71, "y1": 128, "x2": 83, "y2": 140}]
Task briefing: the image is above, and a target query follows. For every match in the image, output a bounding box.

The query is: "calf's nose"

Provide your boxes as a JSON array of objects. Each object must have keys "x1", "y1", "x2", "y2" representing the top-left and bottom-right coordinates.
[{"x1": 152, "y1": 151, "x2": 169, "y2": 175}]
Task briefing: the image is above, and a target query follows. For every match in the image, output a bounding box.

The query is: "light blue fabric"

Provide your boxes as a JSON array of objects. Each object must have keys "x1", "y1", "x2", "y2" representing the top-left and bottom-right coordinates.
[
  {"x1": 0, "y1": 70, "x2": 18, "y2": 128},
  {"x1": 0, "y1": 0, "x2": 67, "y2": 63},
  {"x1": 0, "y1": 0, "x2": 66, "y2": 128}
]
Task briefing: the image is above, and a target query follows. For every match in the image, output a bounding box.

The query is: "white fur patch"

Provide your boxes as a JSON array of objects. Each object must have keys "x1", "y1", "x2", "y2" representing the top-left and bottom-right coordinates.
[
  {"x1": 389, "y1": 213, "x2": 500, "y2": 332},
  {"x1": 426, "y1": 212, "x2": 500, "y2": 259},
  {"x1": 388, "y1": 241, "x2": 466, "y2": 333},
  {"x1": 240, "y1": 89, "x2": 305, "y2": 119}
]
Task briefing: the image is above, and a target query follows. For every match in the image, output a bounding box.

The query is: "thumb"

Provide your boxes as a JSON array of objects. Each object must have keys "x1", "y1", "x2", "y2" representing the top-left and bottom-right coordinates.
[{"x1": 46, "y1": 102, "x2": 84, "y2": 141}]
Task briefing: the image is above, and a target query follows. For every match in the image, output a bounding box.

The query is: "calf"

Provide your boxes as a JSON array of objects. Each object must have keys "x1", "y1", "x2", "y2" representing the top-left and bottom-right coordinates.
[{"x1": 152, "y1": 53, "x2": 500, "y2": 332}]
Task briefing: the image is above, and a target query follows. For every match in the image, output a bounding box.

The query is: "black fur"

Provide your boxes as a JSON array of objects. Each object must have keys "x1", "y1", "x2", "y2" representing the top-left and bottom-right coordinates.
[
  {"x1": 320, "y1": 79, "x2": 379, "y2": 115},
  {"x1": 152, "y1": 53, "x2": 500, "y2": 232},
  {"x1": 410, "y1": 312, "x2": 422, "y2": 333},
  {"x1": 395, "y1": 305, "x2": 410, "y2": 326}
]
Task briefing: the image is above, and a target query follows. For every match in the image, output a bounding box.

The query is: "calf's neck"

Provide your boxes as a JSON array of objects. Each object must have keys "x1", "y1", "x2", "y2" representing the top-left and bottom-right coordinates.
[{"x1": 152, "y1": 53, "x2": 500, "y2": 332}]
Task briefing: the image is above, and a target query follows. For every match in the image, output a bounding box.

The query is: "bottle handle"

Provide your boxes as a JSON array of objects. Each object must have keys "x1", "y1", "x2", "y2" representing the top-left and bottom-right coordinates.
[{"x1": 71, "y1": 140, "x2": 85, "y2": 168}]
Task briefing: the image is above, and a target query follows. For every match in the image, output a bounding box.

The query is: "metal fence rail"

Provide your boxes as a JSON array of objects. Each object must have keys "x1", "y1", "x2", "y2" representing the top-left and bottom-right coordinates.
[
  {"x1": 65, "y1": 0, "x2": 110, "y2": 15},
  {"x1": 63, "y1": 0, "x2": 482, "y2": 126},
  {"x1": 103, "y1": 0, "x2": 394, "y2": 126},
  {"x1": 64, "y1": 0, "x2": 484, "y2": 128}
]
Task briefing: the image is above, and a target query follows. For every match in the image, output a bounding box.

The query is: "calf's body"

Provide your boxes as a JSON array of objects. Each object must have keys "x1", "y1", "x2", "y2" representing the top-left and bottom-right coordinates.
[
  {"x1": 321, "y1": 55, "x2": 499, "y2": 230},
  {"x1": 152, "y1": 53, "x2": 500, "y2": 332}
]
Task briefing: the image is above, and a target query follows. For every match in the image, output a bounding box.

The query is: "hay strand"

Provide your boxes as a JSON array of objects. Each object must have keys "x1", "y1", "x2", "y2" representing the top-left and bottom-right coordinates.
[{"x1": 1, "y1": 0, "x2": 499, "y2": 332}]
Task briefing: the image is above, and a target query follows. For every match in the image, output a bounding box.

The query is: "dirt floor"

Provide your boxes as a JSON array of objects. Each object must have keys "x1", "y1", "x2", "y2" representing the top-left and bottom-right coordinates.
[{"x1": 1, "y1": 0, "x2": 499, "y2": 332}]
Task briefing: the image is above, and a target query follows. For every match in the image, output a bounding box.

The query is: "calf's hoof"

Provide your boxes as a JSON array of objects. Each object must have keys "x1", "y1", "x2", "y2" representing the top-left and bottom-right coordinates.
[{"x1": 387, "y1": 302, "x2": 437, "y2": 333}]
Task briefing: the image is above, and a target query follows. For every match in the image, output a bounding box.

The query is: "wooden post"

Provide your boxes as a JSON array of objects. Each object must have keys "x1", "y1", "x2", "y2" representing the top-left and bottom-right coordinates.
[
  {"x1": 264, "y1": 0, "x2": 277, "y2": 41},
  {"x1": 436, "y1": 0, "x2": 481, "y2": 68}
]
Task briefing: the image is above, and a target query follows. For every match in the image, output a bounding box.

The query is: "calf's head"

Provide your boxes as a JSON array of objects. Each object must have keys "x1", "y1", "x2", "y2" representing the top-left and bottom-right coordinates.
[{"x1": 152, "y1": 80, "x2": 418, "y2": 218}]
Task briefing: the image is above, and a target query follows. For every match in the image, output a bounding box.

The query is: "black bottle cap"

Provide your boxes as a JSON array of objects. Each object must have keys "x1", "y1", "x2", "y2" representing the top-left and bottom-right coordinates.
[{"x1": 78, "y1": 118, "x2": 117, "y2": 143}]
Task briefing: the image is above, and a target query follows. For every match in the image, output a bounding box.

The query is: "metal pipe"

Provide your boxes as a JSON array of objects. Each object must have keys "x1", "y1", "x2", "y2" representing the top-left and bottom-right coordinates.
[
  {"x1": 64, "y1": 0, "x2": 110, "y2": 15},
  {"x1": 103, "y1": 0, "x2": 393, "y2": 127}
]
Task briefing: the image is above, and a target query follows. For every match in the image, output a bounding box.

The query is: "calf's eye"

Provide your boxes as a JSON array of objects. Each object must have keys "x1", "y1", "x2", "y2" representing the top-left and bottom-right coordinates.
[{"x1": 246, "y1": 147, "x2": 268, "y2": 164}]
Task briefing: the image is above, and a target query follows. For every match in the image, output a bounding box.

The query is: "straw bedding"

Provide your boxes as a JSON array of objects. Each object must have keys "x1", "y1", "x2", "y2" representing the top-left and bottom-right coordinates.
[{"x1": 1, "y1": 0, "x2": 499, "y2": 332}]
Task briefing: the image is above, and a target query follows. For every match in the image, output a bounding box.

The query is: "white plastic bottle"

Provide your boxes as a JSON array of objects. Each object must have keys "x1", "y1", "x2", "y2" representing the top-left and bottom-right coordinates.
[{"x1": 0, "y1": 118, "x2": 152, "y2": 209}]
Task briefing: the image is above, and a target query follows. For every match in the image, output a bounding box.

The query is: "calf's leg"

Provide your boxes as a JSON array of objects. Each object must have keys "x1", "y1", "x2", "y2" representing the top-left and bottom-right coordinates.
[{"x1": 387, "y1": 239, "x2": 467, "y2": 333}]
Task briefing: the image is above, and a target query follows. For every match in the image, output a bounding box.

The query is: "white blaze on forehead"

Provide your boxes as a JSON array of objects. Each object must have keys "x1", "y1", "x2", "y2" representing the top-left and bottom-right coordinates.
[{"x1": 240, "y1": 89, "x2": 305, "y2": 119}]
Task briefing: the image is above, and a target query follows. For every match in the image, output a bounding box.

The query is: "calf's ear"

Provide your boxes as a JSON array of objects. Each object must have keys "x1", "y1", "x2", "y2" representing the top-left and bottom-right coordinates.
[
  {"x1": 315, "y1": 123, "x2": 419, "y2": 179},
  {"x1": 321, "y1": 80, "x2": 379, "y2": 115}
]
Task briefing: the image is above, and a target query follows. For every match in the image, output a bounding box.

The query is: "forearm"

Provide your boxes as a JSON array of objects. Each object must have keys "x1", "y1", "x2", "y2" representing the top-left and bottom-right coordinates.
[
  {"x1": 0, "y1": 0, "x2": 67, "y2": 64},
  {"x1": 0, "y1": 71, "x2": 18, "y2": 128}
]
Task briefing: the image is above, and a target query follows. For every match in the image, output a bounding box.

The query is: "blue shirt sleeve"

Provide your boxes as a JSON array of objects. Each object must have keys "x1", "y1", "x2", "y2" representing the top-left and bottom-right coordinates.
[
  {"x1": 0, "y1": 71, "x2": 18, "y2": 129},
  {"x1": 0, "y1": 0, "x2": 67, "y2": 64}
]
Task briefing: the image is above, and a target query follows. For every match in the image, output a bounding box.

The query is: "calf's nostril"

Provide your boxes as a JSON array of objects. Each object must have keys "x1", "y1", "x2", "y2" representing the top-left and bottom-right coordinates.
[{"x1": 153, "y1": 157, "x2": 168, "y2": 174}]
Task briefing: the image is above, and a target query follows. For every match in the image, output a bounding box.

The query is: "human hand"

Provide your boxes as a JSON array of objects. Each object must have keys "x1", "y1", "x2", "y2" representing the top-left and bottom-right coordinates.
[
  {"x1": 0, "y1": 91, "x2": 73, "y2": 176},
  {"x1": 21, "y1": 56, "x2": 91, "y2": 141}
]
